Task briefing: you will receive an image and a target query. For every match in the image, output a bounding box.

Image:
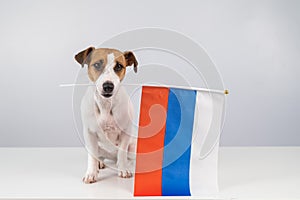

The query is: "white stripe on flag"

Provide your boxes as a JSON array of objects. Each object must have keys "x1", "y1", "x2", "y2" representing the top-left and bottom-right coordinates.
[{"x1": 190, "y1": 91, "x2": 225, "y2": 196}]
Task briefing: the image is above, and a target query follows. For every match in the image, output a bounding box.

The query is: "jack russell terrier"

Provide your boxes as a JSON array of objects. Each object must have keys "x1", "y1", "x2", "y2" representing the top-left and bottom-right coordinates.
[{"x1": 75, "y1": 47, "x2": 138, "y2": 184}]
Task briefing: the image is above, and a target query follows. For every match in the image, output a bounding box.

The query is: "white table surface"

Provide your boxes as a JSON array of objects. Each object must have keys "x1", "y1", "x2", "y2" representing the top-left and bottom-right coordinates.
[{"x1": 0, "y1": 147, "x2": 299, "y2": 200}]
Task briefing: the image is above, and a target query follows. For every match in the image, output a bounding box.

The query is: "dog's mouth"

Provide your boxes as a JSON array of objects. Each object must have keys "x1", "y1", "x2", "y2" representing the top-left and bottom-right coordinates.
[{"x1": 101, "y1": 93, "x2": 113, "y2": 98}]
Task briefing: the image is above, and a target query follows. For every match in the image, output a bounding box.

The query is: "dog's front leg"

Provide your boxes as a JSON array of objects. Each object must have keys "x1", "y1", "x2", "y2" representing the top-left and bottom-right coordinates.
[
  {"x1": 83, "y1": 128, "x2": 99, "y2": 184},
  {"x1": 117, "y1": 133, "x2": 132, "y2": 178}
]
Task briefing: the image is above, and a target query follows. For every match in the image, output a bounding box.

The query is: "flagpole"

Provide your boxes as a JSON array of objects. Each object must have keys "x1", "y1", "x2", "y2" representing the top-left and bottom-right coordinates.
[{"x1": 59, "y1": 83, "x2": 229, "y2": 95}]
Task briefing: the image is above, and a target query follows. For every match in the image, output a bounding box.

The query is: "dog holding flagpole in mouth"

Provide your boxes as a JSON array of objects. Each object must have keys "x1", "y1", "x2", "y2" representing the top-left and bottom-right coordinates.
[{"x1": 74, "y1": 47, "x2": 138, "y2": 183}]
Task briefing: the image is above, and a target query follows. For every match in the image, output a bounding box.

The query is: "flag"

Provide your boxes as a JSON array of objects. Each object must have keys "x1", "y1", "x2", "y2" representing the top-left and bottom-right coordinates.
[{"x1": 132, "y1": 86, "x2": 225, "y2": 197}]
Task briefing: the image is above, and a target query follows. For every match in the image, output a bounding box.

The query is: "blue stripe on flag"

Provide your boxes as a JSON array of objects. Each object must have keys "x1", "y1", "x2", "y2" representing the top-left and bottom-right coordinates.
[{"x1": 162, "y1": 88, "x2": 197, "y2": 196}]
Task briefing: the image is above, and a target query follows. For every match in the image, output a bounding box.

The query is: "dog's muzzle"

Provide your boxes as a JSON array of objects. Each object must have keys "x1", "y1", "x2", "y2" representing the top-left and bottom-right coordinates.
[{"x1": 102, "y1": 81, "x2": 114, "y2": 98}]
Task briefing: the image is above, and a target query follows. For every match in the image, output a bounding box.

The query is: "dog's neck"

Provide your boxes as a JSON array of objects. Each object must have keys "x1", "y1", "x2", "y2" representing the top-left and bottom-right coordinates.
[{"x1": 93, "y1": 86, "x2": 123, "y2": 116}]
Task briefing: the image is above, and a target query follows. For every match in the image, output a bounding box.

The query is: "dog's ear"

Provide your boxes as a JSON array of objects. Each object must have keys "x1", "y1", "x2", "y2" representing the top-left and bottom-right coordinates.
[
  {"x1": 124, "y1": 51, "x2": 138, "y2": 73},
  {"x1": 74, "y1": 46, "x2": 95, "y2": 67}
]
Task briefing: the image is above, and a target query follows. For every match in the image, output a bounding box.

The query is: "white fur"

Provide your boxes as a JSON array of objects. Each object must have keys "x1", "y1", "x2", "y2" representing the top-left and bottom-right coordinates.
[
  {"x1": 95, "y1": 53, "x2": 121, "y2": 97},
  {"x1": 82, "y1": 53, "x2": 135, "y2": 183}
]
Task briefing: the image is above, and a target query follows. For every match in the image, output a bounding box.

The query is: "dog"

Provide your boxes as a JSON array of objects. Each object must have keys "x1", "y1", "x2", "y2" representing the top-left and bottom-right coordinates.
[{"x1": 74, "y1": 47, "x2": 138, "y2": 184}]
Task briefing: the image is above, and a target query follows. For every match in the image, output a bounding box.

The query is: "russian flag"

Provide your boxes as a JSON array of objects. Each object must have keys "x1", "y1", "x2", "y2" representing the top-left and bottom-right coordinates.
[{"x1": 133, "y1": 86, "x2": 225, "y2": 197}]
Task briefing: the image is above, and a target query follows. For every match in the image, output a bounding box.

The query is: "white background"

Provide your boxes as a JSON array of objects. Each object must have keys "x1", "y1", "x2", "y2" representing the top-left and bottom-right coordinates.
[{"x1": 0, "y1": 0, "x2": 299, "y2": 146}]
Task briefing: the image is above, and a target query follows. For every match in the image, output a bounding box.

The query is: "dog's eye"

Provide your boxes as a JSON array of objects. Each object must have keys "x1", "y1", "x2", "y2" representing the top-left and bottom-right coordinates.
[
  {"x1": 114, "y1": 63, "x2": 123, "y2": 72},
  {"x1": 93, "y1": 60, "x2": 103, "y2": 70}
]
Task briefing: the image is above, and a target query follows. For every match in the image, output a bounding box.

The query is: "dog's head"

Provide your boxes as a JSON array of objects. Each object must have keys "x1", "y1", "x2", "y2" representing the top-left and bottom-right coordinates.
[{"x1": 75, "y1": 47, "x2": 138, "y2": 98}]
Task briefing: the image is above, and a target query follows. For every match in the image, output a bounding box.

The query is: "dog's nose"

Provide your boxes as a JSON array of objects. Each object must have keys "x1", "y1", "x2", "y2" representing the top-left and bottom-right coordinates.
[{"x1": 102, "y1": 81, "x2": 114, "y2": 93}]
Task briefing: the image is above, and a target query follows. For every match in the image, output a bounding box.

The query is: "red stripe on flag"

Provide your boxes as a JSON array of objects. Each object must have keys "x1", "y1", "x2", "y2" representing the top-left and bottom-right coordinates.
[{"x1": 134, "y1": 86, "x2": 169, "y2": 196}]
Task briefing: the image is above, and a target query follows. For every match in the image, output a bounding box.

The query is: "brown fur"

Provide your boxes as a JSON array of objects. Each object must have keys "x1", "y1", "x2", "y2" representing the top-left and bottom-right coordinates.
[{"x1": 75, "y1": 47, "x2": 138, "y2": 82}]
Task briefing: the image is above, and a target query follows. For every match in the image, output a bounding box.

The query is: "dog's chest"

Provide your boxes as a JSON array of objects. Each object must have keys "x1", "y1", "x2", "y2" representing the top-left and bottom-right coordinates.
[{"x1": 97, "y1": 111, "x2": 121, "y2": 146}]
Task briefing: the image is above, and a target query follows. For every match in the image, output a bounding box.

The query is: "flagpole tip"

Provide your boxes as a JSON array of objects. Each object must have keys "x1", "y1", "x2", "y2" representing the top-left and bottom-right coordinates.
[{"x1": 224, "y1": 90, "x2": 229, "y2": 95}]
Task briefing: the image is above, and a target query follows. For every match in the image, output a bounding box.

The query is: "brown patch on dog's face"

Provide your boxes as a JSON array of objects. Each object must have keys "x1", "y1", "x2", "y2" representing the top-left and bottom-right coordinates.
[
  {"x1": 88, "y1": 49, "x2": 126, "y2": 82},
  {"x1": 75, "y1": 47, "x2": 138, "y2": 82}
]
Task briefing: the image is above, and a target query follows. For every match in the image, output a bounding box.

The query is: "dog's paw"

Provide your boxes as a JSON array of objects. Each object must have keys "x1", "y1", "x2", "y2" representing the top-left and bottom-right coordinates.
[
  {"x1": 118, "y1": 169, "x2": 132, "y2": 178},
  {"x1": 82, "y1": 171, "x2": 98, "y2": 184}
]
